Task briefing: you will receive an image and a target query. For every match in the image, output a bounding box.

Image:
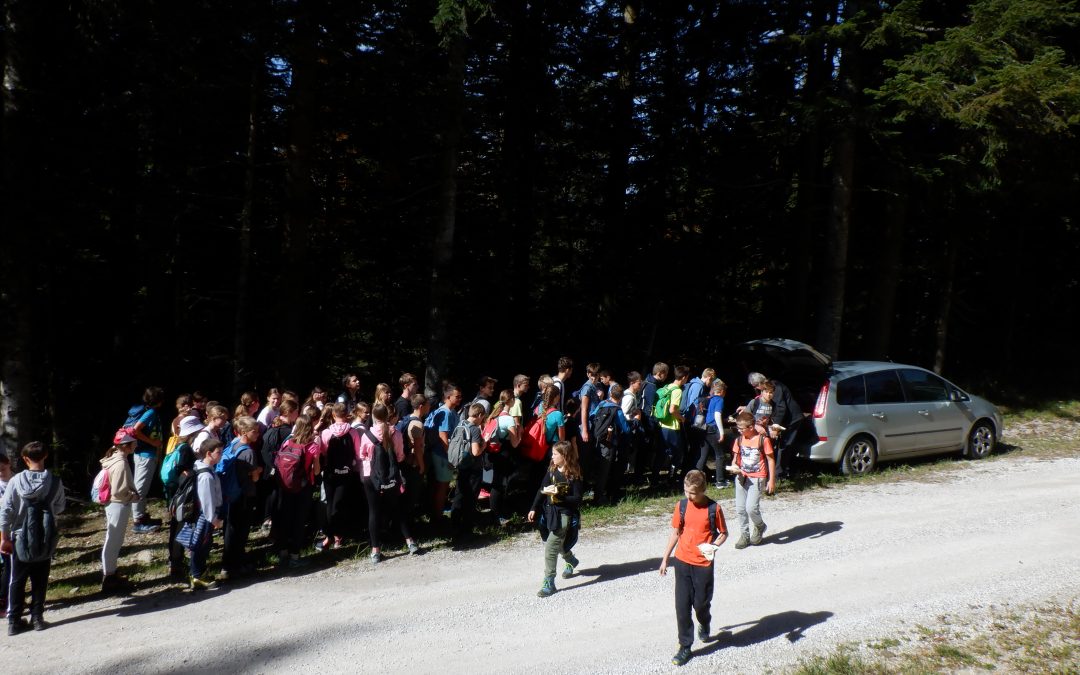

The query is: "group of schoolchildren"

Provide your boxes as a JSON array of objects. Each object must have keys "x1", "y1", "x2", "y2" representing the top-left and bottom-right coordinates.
[{"x1": 0, "y1": 358, "x2": 791, "y2": 663}]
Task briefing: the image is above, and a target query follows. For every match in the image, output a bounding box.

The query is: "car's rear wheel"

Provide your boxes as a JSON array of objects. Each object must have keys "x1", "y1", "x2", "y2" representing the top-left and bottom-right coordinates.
[
  {"x1": 965, "y1": 421, "x2": 995, "y2": 459},
  {"x1": 841, "y1": 436, "x2": 877, "y2": 476}
]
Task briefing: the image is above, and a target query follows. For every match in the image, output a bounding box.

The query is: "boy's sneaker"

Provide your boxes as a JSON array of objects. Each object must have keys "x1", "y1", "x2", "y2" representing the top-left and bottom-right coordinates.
[
  {"x1": 562, "y1": 553, "x2": 579, "y2": 579},
  {"x1": 31, "y1": 616, "x2": 46, "y2": 632},
  {"x1": 698, "y1": 623, "x2": 710, "y2": 641},
  {"x1": 133, "y1": 523, "x2": 160, "y2": 534},
  {"x1": 8, "y1": 618, "x2": 29, "y2": 636},
  {"x1": 370, "y1": 551, "x2": 383, "y2": 564},
  {"x1": 734, "y1": 533, "x2": 750, "y2": 550},
  {"x1": 190, "y1": 576, "x2": 218, "y2": 592},
  {"x1": 536, "y1": 576, "x2": 556, "y2": 598},
  {"x1": 407, "y1": 541, "x2": 421, "y2": 555},
  {"x1": 672, "y1": 646, "x2": 692, "y2": 666},
  {"x1": 750, "y1": 523, "x2": 767, "y2": 545}
]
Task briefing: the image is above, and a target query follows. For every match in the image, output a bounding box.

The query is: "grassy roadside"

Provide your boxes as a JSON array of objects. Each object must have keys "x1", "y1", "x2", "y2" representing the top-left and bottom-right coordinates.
[{"x1": 793, "y1": 601, "x2": 1080, "y2": 674}]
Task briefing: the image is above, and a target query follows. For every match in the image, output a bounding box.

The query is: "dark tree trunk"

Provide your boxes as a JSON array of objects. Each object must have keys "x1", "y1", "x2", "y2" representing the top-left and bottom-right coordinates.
[
  {"x1": 0, "y1": 0, "x2": 40, "y2": 462},
  {"x1": 816, "y1": 127, "x2": 855, "y2": 359},
  {"x1": 426, "y1": 35, "x2": 466, "y2": 396},
  {"x1": 933, "y1": 235, "x2": 957, "y2": 375},
  {"x1": 501, "y1": 0, "x2": 538, "y2": 307},
  {"x1": 867, "y1": 173, "x2": 907, "y2": 358},
  {"x1": 282, "y1": 3, "x2": 316, "y2": 387},
  {"x1": 603, "y1": 1, "x2": 640, "y2": 334},
  {"x1": 233, "y1": 65, "x2": 260, "y2": 396}
]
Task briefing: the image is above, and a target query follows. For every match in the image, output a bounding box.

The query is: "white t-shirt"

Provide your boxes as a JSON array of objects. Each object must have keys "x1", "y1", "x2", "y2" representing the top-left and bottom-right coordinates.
[{"x1": 621, "y1": 391, "x2": 639, "y2": 419}]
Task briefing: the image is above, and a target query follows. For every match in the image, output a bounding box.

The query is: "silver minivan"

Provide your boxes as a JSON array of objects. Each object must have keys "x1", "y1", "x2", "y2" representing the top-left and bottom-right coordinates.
[{"x1": 738, "y1": 339, "x2": 1003, "y2": 476}]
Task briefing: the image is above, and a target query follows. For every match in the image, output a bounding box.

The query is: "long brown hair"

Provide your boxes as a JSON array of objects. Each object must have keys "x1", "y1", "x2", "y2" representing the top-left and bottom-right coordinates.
[
  {"x1": 488, "y1": 389, "x2": 514, "y2": 422},
  {"x1": 292, "y1": 414, "x2": 315, "y2": 446},
  {"x1": 371, "y1": 403, "x2": 393, "y2": 451},
  {"x1": 550, "y1": 440, "x2": 581, "y2": 480}
]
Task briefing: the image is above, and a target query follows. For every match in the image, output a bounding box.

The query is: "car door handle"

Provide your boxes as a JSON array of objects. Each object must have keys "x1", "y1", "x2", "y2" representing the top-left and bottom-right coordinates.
[
  {"x1": 917, "y1": 410, "x2": 930, "y2": 417},
  {"x1": 871, "y1": 412, "x2": 886, "y2": 420}
]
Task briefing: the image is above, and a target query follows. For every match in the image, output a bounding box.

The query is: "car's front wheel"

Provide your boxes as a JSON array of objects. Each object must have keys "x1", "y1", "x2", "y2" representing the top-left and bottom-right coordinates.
[
  {"x1": 841, "y1": 435, "x2": 877, "y2": 476},
  {"x1": 965, "y1": 421, "x2": 996, "y2": 459}
]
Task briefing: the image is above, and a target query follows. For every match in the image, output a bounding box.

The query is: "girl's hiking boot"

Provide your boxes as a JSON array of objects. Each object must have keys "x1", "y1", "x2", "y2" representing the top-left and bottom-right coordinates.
[
  {"x1": 8, "y1": 618, "x2": 29, "y2": 636},
  {"x1": 734, "y1": 533, "x2": 750, "y2": 549},
  {"x1": 537, "y1": 576, "x2": 556, "y2": 598},
  {"x1": 672, "y1": 646, "x2": 692, "y2": 666},
  {"x1": 750, "y1": 523, "x2": 767, "y2": 545},
  {"x1": 562, "y1": 553, "x2": 579, "y2": 579},
  {"x1": 190, "y1": 576, "x2": 218, "y2": 592},
  {"x1": 31, "y1": 615, "x2": 47, "y2": 632}
]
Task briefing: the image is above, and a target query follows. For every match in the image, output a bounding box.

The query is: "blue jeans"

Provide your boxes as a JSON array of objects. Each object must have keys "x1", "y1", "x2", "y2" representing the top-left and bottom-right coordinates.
[{"x1": 660, "y1": 427, "x2": 685, "y2": 471}]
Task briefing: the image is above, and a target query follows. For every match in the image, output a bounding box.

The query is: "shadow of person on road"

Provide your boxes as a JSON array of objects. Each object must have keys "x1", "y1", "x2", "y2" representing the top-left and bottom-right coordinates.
[
  {"x1": 567, "y1": 557, "x2": 664, "y2": 591},
  {"x1": 694, "y1": 609, "x2": 834, "y2": 657},
  {"x1": 767, "y1": 521, "x2": 843, "y2": 545}
]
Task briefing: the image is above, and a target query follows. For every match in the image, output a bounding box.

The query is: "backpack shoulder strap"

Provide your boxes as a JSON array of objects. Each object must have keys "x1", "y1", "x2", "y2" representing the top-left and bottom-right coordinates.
[
  {"x1": 707, "y1": 500, "x2": 719, "y2": 540},
  {"x1": 43, "y1": 474, "x2": 61, "y2": 506},
  {"x1": 678, "y1": 498, "x2": 688, "y2": 533}
]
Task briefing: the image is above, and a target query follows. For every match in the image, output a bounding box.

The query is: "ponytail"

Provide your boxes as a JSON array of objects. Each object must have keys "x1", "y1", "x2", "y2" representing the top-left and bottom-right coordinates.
[{"x1": 372, "y1": 403, "x2": 393, "y2": 450}]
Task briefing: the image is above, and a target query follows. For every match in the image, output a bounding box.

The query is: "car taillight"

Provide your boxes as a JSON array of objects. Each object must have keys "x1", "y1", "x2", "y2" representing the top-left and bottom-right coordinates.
[{"x1": 813, "y1": 381, "x2": 830, "y2": 419}]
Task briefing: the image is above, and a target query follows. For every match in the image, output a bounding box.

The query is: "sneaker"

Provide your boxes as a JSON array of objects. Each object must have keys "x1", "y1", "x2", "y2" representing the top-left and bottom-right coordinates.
[
  {"x1": 672, "y1": 646, "x2": 692, "y2": 666},
  {"x1": 536, "y1": 576, "x2": 556, "y2": 598},
  {"x1": 497, "y1": 517, "x2": 511, "y2": 528},
  {"x1": 8, "y1": 619, "x2": 29, "y2": 636},
  {"x1": 734, "y1": 533, "x2": 750, "y2": 550},
  {"x1": 370, "y1": 551, "x2": 383, "y2": 564},
  {"x1": 31, "y1": 616, "x2": 46, "y2": 632},
  {"x1": 331, "y1": 537, "x2": 343, "y2": 550},
  {"x1": 698, "y1": 623, "x2": 710, "y2": 641},
  {"x1": 190, "y1": 576, "x2": 218, "y2": 592},
  {"x1": 407, "y1": 541, "x2": 421, "y2": 555},
  {"x1": 133, "y1": 523, "x2": 160, "y2": 534},
  {"x1": 750, "y1": 523, "x2": 767, "y2": 545},
  {"x1": 562, "y1": 553, "x2": 579, "y2": 579},
  {"x1": 315, "y1": 537, "x2": 330, "y2": 552}
]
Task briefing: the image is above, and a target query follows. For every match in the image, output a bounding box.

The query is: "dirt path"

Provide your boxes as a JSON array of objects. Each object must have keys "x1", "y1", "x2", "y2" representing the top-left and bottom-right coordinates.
[{"x1": 7, "y1": 454, "x2": 1080, "y2": 673}]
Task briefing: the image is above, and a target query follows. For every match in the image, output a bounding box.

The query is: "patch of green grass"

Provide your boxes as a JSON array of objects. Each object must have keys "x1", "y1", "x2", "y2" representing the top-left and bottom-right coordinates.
[{"x1": 796, "y1": 601, "x2": 1080, "y2": 674}]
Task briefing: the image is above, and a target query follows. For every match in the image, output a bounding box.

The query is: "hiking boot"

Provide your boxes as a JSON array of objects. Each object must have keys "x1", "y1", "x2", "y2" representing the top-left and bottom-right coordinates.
[
  {"x1": 698, "y1": 623, "x2": 710, "y2": 641},
  {"x1": 672, "y1": 646, "x2": 692, "y2": 666},
  {"x1": 536, "y1": 576, "x2": 556, "y2": 598},
  {"x1": 562, "y1": 553, "x2": 579, "y2": 579},
  {"x1": 370, "y1": 551, "x2": 383, "y2": 564},
  {"x1": 750, "y1": 523, "x2": 767, "y2": 545},
  {"x1": 190, "y1": 576, "x2": 218, "y2": 592},
  {"x1": 407, "y1": 541, "x2": 421, "y2": 555},
  {"x1": 734, "y1": 533, "x2": 750, "y2": 550},
  {"x1": 31, "y1": 616, "x2": 46, "y2": 632},
  {"x1": 8, "y1": 619, "x2": 29, "y2": 636}
]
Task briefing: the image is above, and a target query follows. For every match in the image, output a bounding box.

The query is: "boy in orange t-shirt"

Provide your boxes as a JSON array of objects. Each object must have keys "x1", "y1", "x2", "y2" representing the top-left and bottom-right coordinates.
[{"x1": 659, "y1": 470, "x2": 728, "y2": 667}]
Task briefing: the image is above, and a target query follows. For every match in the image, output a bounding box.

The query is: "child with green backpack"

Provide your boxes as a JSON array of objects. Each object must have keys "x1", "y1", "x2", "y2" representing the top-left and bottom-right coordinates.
[{"x1": 655, "y1": 365, "x2": 690, "y2": 482}]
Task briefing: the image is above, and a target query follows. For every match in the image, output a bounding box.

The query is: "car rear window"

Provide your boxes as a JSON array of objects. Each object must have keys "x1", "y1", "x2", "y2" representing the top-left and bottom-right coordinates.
[
  {"x1": 899, "y1": 369, "x2": 949, "y2": 402},
  {"x1": 865, "y1": 370, "x2": 905, "y2": 404},
  {"x1": 836, "y1": 376, "x2": 866, "y2": 405}
]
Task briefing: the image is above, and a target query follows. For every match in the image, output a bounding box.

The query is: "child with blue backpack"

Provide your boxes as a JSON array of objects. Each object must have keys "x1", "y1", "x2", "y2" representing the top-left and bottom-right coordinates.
[
  {"x1": 0, "y1": 453, "x2": 12, "y2": 617},
  {"x1": 219, "y1": 416, "x2": 262, "y2": 580},
  {"x1": 0, "y1": 442, "x2": 66, "y2": 635},
  {"x1": 175, "y1": 438, "x2": 224, "y2": 591},
  {"x1": 164, "y1": 415, "x2": 203, "y2": 581}
]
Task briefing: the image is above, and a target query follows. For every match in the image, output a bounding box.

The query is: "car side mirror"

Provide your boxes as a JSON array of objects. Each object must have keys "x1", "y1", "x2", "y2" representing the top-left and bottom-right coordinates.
[{"x1": 949, "y1": 390, "x2": 966, "y2": 402}]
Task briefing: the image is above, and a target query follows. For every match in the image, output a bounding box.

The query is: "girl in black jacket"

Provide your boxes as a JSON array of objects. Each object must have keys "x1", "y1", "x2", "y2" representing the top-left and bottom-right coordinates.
[{"x1": 528, "y1": 441, "x2": 583, "y2": 597}]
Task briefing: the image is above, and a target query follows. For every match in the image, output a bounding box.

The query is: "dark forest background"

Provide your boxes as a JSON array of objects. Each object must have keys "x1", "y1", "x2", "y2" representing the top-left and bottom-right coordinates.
[{"x1": 3, "y1": 0, "x2": 1080, "y2": 478}]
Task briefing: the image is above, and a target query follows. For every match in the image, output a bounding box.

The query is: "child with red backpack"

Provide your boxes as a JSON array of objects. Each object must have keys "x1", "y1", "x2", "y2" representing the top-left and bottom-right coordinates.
[
  {"x1": 99, "y1": 429, "x2": 141, "y2": 594},
  {"x1": 273, "y1": 414, "x2": 322, "y2": 568},
  {"x1": 358, "y1": 404, "x2": 419, "y2": 562},
  {"x1": 484, "y1": 390, "x2": 520, "y2": 527}
]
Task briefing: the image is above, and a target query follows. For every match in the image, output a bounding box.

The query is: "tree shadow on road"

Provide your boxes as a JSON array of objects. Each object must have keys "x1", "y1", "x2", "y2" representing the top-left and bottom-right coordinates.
[
  {"x1": 696, "y1": 609, "x2": 834, "y2": 657},
  {"x1": 766, "y1": 521, "x2": 843, "y2": 545},
  {"x1": 567, "y1": 557, "x2": 664, "y2": 591}
]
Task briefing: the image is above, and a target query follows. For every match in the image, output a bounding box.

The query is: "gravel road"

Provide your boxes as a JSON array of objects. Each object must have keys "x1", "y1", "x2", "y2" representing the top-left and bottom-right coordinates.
[{"x1": 7, "y1": 454, "x2": 1080, "y2": 673}]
